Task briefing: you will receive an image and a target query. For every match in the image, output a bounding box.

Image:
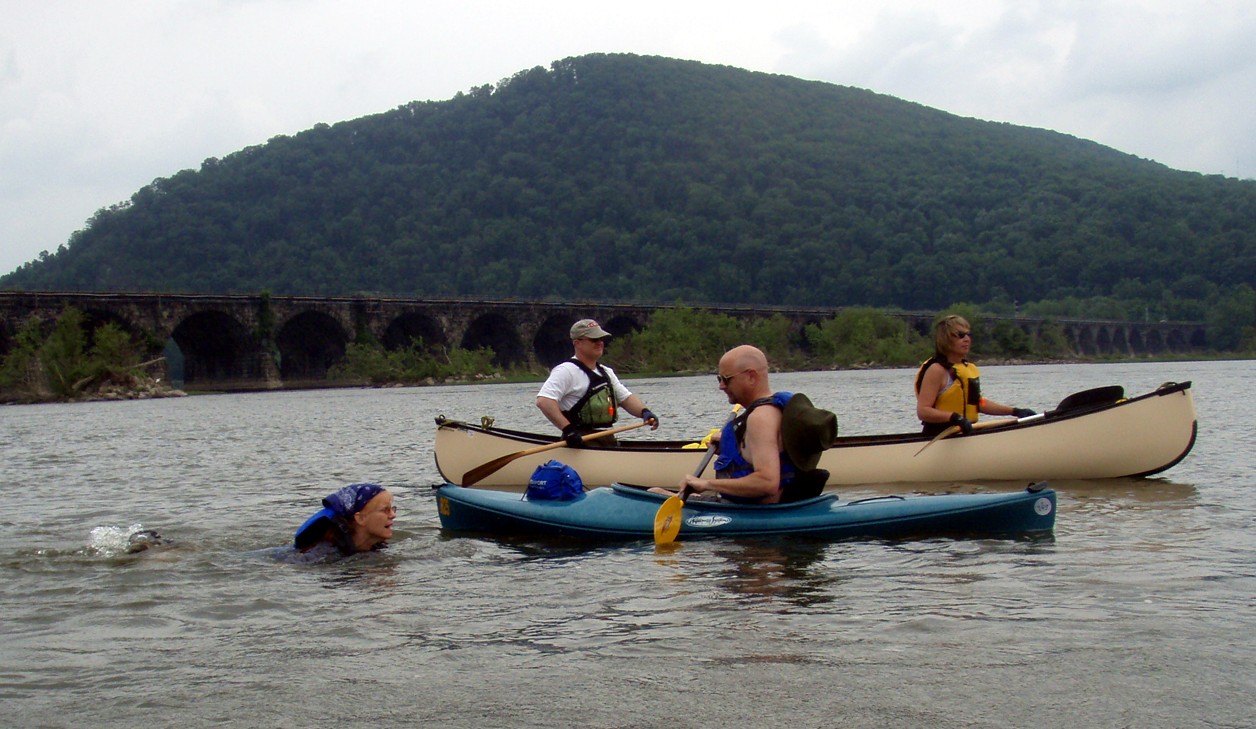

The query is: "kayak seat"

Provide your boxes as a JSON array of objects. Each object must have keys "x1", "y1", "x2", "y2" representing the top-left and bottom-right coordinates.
[{"x1": 780, "y1": 468, "x2": 829, "y2": 504}]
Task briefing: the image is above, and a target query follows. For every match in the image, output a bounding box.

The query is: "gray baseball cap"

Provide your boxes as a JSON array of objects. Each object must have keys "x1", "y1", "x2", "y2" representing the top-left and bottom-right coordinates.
[{"x1": 570, "y1": 319, "x2": 612, "y2": 339}]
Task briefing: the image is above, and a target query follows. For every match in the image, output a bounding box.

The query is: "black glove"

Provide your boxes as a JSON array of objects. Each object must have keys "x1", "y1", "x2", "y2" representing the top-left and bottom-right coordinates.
[
  {"x1": 641, "y1": 409, "x2": 659, "y2": 428},
  {"x1": 561, "y1": 424, "x2": 584, "y2": 448},
  {"x1": 949, "y1": 412, "x2": 973, "y2": 435},
  {"x1": 1012, "y1": 408, "x2": 1036, "y2": 418}
]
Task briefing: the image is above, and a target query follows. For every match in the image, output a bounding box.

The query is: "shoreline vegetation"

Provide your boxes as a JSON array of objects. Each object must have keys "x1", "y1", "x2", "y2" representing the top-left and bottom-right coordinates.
[
  {"x1": 0, "y1": 306, "x2": 186, "y2": 405},
  {"x1": 1, "y1": 305, "x2": 1248, "y2": 405}
]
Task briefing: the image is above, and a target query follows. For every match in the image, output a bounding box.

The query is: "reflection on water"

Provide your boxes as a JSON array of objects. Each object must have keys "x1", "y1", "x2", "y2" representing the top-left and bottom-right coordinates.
[
  {"x1": 708, "y1": 538, "x2": 836, "y2": 607},
  {"x1": 1049, "y1": 476, "x2": 1200, "y2": 503}
]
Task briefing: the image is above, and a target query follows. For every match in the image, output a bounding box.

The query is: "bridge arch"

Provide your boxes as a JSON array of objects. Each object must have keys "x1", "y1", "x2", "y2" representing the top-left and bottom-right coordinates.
[
  {"x1": 1095, "y1": 327, "x2": 1113, "y2": 356},
  {"x1": 382, "y1": 311, "x2": 447, "y2": 352},
  {"x1": 532, "y1": 312, "x2": 649, "y2": 369},
  {"x1": 534, "y1": 315, "x2": 577, "y2": 369},
  {"x1": 0, "y1": 307, "x2": 150, "y2": 359},
  {"x1": 792, "y1": 315, "x2": 827, "y2": 355},
  {"x1": 276, "y1": 311, "x2": 349, "y2": 382},
  {"x1": 1117, "y1": 326, "x2": 1133, "y2": 354},
  {"x1": 1128, "y1": 328, "x2": 1146, "y2": 353},
  {"x1": 76, "y1": 307, "x2": 149, "y2": 351},
  {"x1": 1072, "y1": 325, "x2": 1096, "y2": 356},
  {"x1": 602, "y1": 314, "x2": 645, "y2": 338},
  {"x1": 171, "y1": 311, "x2": 261, "y2": 386},
  {"x1": 462, "y1": 312, "x2": 526, "y2": 367}
]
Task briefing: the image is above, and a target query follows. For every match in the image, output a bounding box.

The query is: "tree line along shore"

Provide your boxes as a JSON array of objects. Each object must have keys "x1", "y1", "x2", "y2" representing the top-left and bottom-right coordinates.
[{"x1": 2, "y1": 304, "x2": 1241, "y2": 404}]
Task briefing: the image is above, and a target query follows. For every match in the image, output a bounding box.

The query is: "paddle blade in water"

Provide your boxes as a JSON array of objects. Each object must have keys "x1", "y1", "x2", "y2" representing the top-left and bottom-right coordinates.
[{"x1": 653, "y1": 496, "x2": 684, "y2": 545}]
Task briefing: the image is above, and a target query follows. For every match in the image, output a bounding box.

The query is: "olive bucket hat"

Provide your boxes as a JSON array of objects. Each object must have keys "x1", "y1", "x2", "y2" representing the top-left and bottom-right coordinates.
[{"x1": 781, "y1": 393, "x2": 838, "y2": 471}]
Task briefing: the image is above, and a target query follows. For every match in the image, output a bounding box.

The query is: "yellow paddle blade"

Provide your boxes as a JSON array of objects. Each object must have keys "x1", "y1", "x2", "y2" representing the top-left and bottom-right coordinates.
[{"x1": 653, "y1": 495, "x2": 684, "y2": 545}]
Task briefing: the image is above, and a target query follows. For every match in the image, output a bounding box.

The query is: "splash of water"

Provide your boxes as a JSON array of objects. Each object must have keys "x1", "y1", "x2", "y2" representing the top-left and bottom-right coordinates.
[{"x1": 88, "y1": 524, "x2": 164, "y2": 556}]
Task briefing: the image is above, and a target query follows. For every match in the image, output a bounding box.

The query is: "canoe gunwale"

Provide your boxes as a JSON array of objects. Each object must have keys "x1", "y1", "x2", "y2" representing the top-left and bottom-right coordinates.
[{"x1": 435, "y1": 380, "x2": 1194, "y2": 452}]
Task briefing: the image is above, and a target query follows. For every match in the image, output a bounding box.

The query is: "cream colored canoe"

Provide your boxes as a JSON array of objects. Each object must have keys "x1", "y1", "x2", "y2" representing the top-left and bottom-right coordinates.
[{"x1": 434, "y1": 381, "x2": 1196, "y2": 489}]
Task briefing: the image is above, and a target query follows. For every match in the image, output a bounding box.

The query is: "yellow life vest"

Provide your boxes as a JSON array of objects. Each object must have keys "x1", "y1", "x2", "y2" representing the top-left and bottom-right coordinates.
[{"x1": 915, "y1": 357, "x2": 982, "y2": 421}]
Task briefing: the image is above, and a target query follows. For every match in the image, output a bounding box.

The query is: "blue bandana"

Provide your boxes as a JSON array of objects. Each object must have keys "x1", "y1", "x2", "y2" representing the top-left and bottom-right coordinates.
[{"x1": 322, "y1": 483, "x2": 385, "y2": 520}]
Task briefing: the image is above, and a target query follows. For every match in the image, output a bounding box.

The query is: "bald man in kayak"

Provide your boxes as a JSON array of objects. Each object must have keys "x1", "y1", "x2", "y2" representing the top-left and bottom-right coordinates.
[{"x1": 662, "y1": 345, "x2": 790, "y2": 504}]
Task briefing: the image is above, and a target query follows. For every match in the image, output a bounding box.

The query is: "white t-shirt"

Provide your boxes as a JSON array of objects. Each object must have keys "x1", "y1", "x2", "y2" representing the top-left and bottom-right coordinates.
[{"x1": 536, "y1": 360, "x2": 633, "y2": 412}]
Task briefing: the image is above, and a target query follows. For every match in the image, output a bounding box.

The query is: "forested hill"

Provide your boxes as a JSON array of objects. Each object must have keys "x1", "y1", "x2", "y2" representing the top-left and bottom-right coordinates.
[{"x1": 4, "y1": 53, "x2": 1254, "y2": 316}]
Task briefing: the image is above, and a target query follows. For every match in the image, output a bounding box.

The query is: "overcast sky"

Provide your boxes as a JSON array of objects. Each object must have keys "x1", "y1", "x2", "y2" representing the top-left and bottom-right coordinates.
[{"x1": 3, "y1": 0, "x2": 1253, "y2": 276}]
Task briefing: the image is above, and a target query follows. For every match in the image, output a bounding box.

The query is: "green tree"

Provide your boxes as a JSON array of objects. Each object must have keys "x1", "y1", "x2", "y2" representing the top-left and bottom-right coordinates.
[
  {"x1": 39, "y1": 308, "x2": 93, "y2": 396},
  {"x1": 328, "y1": 338, "x2": 500, "y2": 384},
  {"x1": 0, "y1": 317, "x2": 46, "y2": 395},
  {"x1": 987, "y1": 321, "x2": 1033, "y2": 357},
  {"x1": 611, "y1": 307, "x2": 744, "y2": 373},
  {"x1": 805, "y1": 308, "x2": 929, "y2": 367},
  {"x1": 1206, "y1": 284, "x2": 1256, "y2": 351},
  {"x1": 0, "y1": 307, "x2": 152, "y2": 401}
]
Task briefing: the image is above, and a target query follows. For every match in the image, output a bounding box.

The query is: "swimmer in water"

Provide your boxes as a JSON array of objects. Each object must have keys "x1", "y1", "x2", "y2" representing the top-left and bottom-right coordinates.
[
  {"x1": 126, "y1": 529, "x2": 166, "y2": 553},
  {"x1": 292, "y1": 483, "x2": 396, "y2": 562}
]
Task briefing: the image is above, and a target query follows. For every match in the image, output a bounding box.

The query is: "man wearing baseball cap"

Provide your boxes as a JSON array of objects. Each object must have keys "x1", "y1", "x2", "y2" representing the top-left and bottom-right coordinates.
[{"x1": 536, "y1": 318, "x2": 660, "y2": 447}]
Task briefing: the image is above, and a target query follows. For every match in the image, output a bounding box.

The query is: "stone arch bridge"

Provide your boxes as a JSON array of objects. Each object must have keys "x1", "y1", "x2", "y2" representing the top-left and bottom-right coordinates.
[{"x1": 0, "y1": 291, "x2": 1207, "y2": 390}]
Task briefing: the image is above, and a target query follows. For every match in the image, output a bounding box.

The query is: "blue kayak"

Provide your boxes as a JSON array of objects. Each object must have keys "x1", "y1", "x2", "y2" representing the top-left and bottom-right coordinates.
[{"x1": 434, "y1": 483, "x2": 1056, "y2": 541}]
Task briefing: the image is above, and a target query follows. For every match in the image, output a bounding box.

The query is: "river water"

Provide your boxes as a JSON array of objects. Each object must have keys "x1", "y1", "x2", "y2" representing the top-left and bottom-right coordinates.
[{"x1": 1, "y1": 360, "x2": 1253, "y2": 728}]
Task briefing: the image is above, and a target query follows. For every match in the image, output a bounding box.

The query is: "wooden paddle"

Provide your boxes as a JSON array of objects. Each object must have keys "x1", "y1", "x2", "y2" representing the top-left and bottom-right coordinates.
[
  {"x1": 653, "y1": 441, "x2": 718, "y2": 546},
  {"x1": 460, "y1": 421, "x2": 647, "y2": 486},
  {"x1": 913, "y1": 384, "x2": 1124, "y2": 457}
]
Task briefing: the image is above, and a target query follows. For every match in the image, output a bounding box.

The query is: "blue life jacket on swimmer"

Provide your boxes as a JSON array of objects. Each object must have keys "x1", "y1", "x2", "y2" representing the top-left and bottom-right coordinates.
[
  {"x1": 293, "y1": 508, "x2": 355, "y2": 556},
  {"x1": 713, "y1": 391, "x2": 800, "y2": 504}
]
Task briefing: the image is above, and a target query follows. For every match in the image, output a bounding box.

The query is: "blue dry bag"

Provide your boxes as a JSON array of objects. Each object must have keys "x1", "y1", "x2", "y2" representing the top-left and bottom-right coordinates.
[{"x1": 526, "y1": 460, "x2": 586, "y2": 501}]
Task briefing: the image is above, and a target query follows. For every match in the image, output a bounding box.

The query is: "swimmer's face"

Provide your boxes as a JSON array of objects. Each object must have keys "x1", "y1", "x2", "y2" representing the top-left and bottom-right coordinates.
[{"x1": 354, "y1": 490, "x2": 396, "y2": 544}]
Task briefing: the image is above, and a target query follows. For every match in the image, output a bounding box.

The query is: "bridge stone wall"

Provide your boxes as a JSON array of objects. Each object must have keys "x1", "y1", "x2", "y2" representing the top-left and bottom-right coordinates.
[{"x1": 0, "y1": 291, "x2": 1208, "y2": 390}]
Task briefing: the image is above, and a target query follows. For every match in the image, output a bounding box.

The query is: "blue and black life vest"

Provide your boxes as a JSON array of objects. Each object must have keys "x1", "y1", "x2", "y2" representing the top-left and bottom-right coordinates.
[{"x1": 713, "y1": 391, "x2": 800, "y2": 504}]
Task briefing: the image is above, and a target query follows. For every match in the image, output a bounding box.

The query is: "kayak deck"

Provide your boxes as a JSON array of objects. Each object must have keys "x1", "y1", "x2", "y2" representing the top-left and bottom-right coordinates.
[{"x1": 435, "y1": 482, "x2": 1057, "y2": 542}]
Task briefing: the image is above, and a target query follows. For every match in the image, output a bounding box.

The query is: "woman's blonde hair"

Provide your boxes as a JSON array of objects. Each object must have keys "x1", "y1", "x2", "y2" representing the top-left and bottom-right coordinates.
[{"x1": 933, "y1": 314, "x2": 970, "y2": 356}]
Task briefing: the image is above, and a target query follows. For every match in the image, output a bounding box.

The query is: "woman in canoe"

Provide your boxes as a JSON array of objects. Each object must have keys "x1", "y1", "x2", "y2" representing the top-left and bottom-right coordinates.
[{"x1": 915, "y1": 314, "x2": 1035, "y2": 437}]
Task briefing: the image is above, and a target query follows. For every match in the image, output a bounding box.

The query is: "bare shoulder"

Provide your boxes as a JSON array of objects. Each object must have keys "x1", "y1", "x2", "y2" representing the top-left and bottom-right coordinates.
[
  {"x1": 920, "y1": 362, "x2": 948, "y2": 386},
  {"x1": 746, "y1": 402, "x2": 783, "y2": 429}
]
